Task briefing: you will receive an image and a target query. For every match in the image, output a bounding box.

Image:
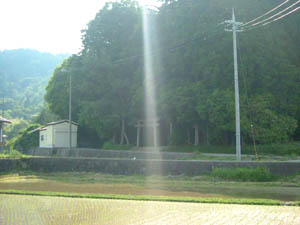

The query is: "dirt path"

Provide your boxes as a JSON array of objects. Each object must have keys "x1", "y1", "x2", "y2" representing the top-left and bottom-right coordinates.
[{"x1": 1, "y1": 194, "x2": 300, "y2": 225}]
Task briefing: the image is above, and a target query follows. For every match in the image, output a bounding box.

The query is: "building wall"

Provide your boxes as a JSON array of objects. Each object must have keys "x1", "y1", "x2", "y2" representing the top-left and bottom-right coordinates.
[
  {"x1": 39, "y1": 126, "x2": 54, "y2": 148},
  {"x1": 39, "y1": 122, "x2": 78, "y2": 148},
  {"x1": 53, "y1": 122, "x2": 77, "y2": 148}
]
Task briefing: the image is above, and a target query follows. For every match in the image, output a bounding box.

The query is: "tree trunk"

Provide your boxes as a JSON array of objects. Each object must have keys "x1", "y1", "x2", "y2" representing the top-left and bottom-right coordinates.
[
  {"x1": 124, "y1": 131, "x2": 130, "y2": 145},
  {"x1": 206, "y1": 122, "x2": 210, "y2": 145},
  {"x1": 169, "y1": 122, "x2": 173, "y2": 145},
  {"x1": 120, "y1": 119, "x2": 129, "y2": 145},
  {"x1": 112, "y1": 132, "x2": 117, "y2": 145},
  {"x1": 187, "y1": 128, "x2": 191, "y2": 145},
  {"x1": 120, "y1": 119, "x2": 125, "y2": 145},
  {"x1": 136, "y1": 126, "x2": 140, "y2": 147},
  {"x1": 169, "y1": 122, "x2": 173, "y2": 137},
  {"x1": 194, "y1": 124, "x2": 199, "y2": 146}
]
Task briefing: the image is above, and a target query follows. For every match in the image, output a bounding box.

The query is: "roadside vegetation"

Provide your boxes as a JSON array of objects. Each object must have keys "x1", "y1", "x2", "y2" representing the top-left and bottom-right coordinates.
[
  {"x1": 99, "y1": 142, "x2": 300, "y2": 159},
  {"x1": 0, "y1": 150, "x2": 28, "y2": 159},
  {"x1": 1, "y1": 189, "x2": 295, "y2": 206},
  {"x1": 161, "y1": 142, "x2": 300, "y2": 156},
  {"x1": 102, "y1": 141, "x2": 134, "y2": 150},
  {"x1": 211, "y1": 167, "x2": 277, "y2": 182},
  {"x1": 1, "y1": 169, "x2": 300, "y2": 203}
]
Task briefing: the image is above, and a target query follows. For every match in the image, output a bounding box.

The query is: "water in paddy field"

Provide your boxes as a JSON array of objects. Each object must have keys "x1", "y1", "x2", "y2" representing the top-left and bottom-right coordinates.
[{"x1": 142, "y1": 7, "x2": 163, "y2": 176}]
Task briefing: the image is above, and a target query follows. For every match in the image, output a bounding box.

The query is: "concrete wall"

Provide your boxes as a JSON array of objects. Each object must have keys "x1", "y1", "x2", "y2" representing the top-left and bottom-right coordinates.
[
  {"x1": 0, "y1": 159, "x2": 20, "y2": 172},
  {"x1": 28, "y1": 148, "x2": 196, "y2": 160},
  {"x1": 1, "y1": 158, "x2": 299, "y2": 176}
]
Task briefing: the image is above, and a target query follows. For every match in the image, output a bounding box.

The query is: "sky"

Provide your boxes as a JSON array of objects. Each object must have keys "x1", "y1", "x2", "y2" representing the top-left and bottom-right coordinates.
[{"x1": 0, "y1": 0, "x2": 157, "y2": 54}]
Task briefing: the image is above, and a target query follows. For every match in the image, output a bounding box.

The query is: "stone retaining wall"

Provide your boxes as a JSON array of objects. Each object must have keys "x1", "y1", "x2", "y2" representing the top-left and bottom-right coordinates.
[
  {"x1": 1, "y1": 157, "x2": 299, "y2": 176},
  {"x1": 28, "y1": 148, "x2": 195, "y2": 160}
]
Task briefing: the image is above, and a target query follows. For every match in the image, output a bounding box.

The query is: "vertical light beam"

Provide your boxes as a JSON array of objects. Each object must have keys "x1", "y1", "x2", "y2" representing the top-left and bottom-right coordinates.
[{"x1": 142, "y1": 7, "x2": 159, "y2": 149}]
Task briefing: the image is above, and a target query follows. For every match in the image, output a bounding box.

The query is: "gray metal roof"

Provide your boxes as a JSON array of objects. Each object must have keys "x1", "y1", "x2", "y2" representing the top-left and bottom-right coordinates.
[
  {"x1": 46, "y1": 120, "x2": 79, "y2": 126},
  {"x1": 0, "y1": 117, "x2": 12, "y2": 124}
]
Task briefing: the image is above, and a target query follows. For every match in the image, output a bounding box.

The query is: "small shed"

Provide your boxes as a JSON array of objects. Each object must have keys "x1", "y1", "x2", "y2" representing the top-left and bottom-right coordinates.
[
  {"x1": 0, "y1": 117, "x2": 12, "y2": 149},
  {"x1": 39, "y1": 120, "x2": 78, "y2": 148}
]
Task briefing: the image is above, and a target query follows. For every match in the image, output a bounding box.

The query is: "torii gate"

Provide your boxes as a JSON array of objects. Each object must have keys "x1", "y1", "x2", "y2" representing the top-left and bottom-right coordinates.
[{"x1": 135, "y1": 119, "x2": 160, "y2": 148}]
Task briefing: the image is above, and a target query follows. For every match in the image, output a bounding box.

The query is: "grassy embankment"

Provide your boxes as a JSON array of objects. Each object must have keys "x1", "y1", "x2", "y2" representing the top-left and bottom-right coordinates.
[
  {"x1": 0, "y1": 149, "x2": 28, "y2": 159},
  {"x1": 0, "y1": 168, "x2": 300, "y2": 206},
  {"x1": 162, "y1": 142, "x2": 300, "y2": 156},
  {"x1": 103, "y1": 142, "x2": 300, "y2": 160}
]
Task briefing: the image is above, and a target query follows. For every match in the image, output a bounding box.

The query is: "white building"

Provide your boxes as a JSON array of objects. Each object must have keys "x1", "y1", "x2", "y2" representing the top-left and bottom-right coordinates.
[
  {"x1": 39, "y1": 120, "x2": 78, "y2": 148},
  {"x1": 0, "y1": 117, "x2": 11, "y2": 150}
]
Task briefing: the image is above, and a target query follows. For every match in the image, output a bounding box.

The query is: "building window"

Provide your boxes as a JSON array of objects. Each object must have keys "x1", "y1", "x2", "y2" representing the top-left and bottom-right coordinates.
[{"x1": 41, "y1": 135, "x2": 44, "y2": 141}]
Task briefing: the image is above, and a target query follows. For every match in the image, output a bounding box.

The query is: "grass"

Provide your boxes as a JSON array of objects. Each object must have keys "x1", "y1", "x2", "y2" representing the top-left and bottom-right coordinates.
[
  {"x1": 178, "y1": 152, "x2": 299, "y2": 161},
  {"x1": 6, "y1": 170, "x2": 288, "y2": 184},
  {"x1": 0, "y1": 149, "x2": 28, "y2": 159},
  {"x1": 179, "y1": 153, "x2": 236, "y2": 161},
  {"x1": 211, "y1": 167, "x2": 277, "y2": 182},
  {"x1": 4, "y1": 170, "x2": 300, "y2": 187},
  {"x1": 1, "y1": 171, "x2": 300, "y2": 202},
  {"x1": 161, "y1": 142, "x2": 300, "y2": 156},
  {"x1": 0, "y1": 189, "x2": 297, "y2": 206},
  {"x1": 103, "y1": 141, "x2": 134, "y2": 150}
]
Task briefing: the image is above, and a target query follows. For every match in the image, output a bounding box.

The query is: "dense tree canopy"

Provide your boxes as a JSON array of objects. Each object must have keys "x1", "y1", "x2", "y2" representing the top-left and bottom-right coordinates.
[{"x1": 45, "y1": 0, "x2": 300, "y2": 148}]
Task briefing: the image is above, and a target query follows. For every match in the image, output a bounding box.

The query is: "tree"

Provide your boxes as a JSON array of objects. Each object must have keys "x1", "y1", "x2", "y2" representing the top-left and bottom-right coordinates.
[
  {"x1": 6, "y1": 124, "x2": 40, "y2": 153},
  {"x1": 46, "y1": 1, "x2": 144, "y2": 145},
  {"x1": 45, "y1": 0, "x2": 300, "y2": 147}
]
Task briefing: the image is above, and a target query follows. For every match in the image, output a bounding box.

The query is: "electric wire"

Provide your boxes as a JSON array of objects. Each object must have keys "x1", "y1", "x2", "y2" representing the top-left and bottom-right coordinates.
[
  {"x1": 242, "y1": 0, "x2": 291, "y2": 26},
  {"x1": 242, "y1": 5, "x2": 300, "y2": 31},
  {"x1": 241, "y1": 0, "x2": 300, "y2": 31},
  {"x1": 112, "y1": 24, "x2": 224, "y2": 65},
  {"x1": 262, "y1": 5, "x2": 300, "y2": 26}
]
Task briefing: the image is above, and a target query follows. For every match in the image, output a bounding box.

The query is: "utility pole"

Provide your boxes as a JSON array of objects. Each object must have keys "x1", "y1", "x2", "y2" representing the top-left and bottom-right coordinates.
[
  {"x1": 69, "y1": 72, "x2": 72, "y2": 150},
  {"x1": 62, "y1": 68, "x2": 72, "y2": 149},
  {"x1": 224, "y1": 8, "x2": 243, "y2": 161}
]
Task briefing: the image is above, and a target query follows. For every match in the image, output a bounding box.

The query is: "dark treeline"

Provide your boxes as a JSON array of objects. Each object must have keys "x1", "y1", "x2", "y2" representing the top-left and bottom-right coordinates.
[{"x1": 45, "y1": 0, "x2": 300, "y2": 147}]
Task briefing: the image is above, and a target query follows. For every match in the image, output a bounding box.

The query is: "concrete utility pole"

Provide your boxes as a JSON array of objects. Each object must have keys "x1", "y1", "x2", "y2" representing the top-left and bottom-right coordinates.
[
  {"x1": 69, "y1": 72, "x2": 72, "y2": 149},
  {"x1": 62, "y1": 68, "x2": 72, "y2": 149},
  {"x1": 224, "y1": 8, "x2": 243, "y2": 161}
]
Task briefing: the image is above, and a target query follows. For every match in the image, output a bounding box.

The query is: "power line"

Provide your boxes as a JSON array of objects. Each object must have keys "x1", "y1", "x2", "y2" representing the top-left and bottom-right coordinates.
[
  {"x1": 262, "y1": 5, "x2": 300, "y2": 26},
  {"x1": 250, "y1": 0, "x2": 299, "y2": 27},
  {"x1": 112, "y1": 25, "x2": 224, "y2": 65},
  {"x1": 242, "y1": 5, "x2": 300, "y2": 31},
  {"x1": 242, "y1": 0, "x2": 300, "y2": 30},
  {"x1": 242, "y1": 0, "x2": 291, "y2": 26}
]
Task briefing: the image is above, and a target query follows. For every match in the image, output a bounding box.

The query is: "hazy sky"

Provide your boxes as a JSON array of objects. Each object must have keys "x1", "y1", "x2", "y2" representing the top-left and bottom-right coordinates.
[{"x1": 0, "y1": 0, "x2": 156, "y2": 54}]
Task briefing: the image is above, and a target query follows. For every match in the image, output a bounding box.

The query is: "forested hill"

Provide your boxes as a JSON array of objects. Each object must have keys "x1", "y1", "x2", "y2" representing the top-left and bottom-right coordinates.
[
  {"x1": 46, "y1": 0, "x2": 300, "y2": 147},
  {"x1": 0, "y1": 49, "x2": 68, "y2": 120}
]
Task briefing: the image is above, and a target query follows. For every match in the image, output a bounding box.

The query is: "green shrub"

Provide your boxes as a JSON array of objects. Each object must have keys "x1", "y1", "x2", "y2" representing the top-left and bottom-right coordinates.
[
  {"x1": 6, "y1": 124, "x2": 40, "y2": 154},
  {"x1": 0, "y1": 149, "x2": 26, "y2": 158},
  {"x1": 162, "y1": 142, "x2": 300, "y2": 156},
  {"x1": 243, "y1": 142, "x2": 300, "y2": 156},
  {"x1": 162, "y1": 145, "x2": 236, "y2": 154},
  {"x1": 102, "y1": 141, "x2": 133, "y2": 150},
  {"x1": 211, "y1": 167, "x2": 277, "y2": 182}
]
